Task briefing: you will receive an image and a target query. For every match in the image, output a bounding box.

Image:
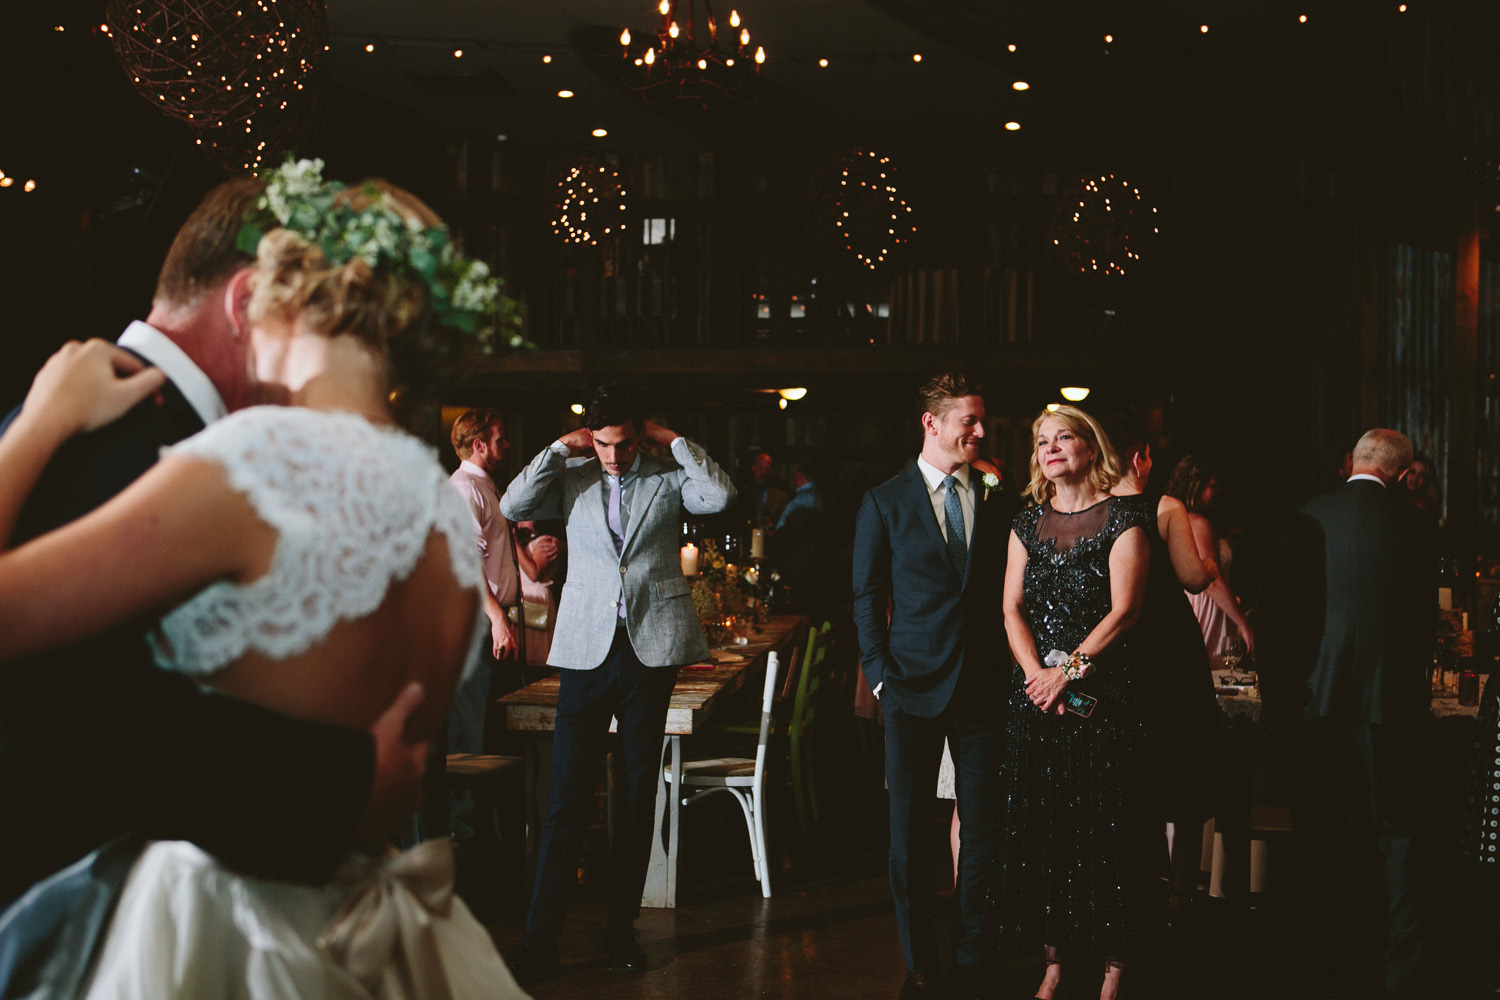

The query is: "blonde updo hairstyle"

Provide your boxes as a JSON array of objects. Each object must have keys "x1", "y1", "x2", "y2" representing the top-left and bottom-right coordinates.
[
  {"x1": 1022, "y1": 404, "x2": 1122, "y2": 504},
  {"x1": 245, "y1": 180, "x2": 468, "y2": 400}
]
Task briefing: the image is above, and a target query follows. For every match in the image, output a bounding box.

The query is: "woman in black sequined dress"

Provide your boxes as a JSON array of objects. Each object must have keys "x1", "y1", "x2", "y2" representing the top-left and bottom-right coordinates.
[{"x1": 993, "y1": 406, "x2": 1152, "y2": 1000}]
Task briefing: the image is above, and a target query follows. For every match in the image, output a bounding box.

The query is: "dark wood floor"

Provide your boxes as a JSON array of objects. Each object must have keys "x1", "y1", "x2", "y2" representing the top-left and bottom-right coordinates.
[{"x1": 461, "y1": 714, "x2": 1499, "y2": 1000}]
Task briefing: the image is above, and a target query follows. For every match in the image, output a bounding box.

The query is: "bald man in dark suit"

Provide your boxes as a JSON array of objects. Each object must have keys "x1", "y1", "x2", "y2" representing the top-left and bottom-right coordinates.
[{"x1": 1261, "y1": 428, "x2": 1435, "y2": 1000}]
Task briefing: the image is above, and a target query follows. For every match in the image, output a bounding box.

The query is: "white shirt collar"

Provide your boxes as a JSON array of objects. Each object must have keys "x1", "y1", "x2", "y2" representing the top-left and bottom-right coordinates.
[
  {"x1": 916, "y1": 455, "x2": 970, "y2": 493},
  {"x1": 1346, "y1": 473, "x2": 1386, "y2": 488},
  {"x1": 458, "y1": 459, "x2": 491, "y2": 480},
  {"x1": 117, "y1": 321, "x2": 227, "y2": 427},
  {"x1": 609, "y1": 453, "x2": 643, "y2": 483}
]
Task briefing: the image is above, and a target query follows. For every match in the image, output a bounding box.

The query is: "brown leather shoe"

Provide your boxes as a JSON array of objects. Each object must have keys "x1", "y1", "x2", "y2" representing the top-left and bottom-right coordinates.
[{"x1": 899, "y1": 972, "x2": 938, "y2": 998}]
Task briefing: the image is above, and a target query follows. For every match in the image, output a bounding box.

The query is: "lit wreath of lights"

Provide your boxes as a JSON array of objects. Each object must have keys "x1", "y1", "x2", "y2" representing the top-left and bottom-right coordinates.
[
  {"x1": 1049, "y1": 174, "x2": 1158, "y2": 277},
  {"x1": 104, "y1": 0, "x2": 326, "y2": 172},
  {"x1": 551, "y1": 159, "x2": 629, "y2": 246},
  {"x1": 832, "y1": 150, "x2": 914, "y2": 271}
]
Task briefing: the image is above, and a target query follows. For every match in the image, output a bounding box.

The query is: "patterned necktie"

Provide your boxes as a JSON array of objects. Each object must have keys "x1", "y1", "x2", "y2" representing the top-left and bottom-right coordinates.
[
  {"x1": 942, "y1": 474, "x2": 967, "y2": 574},
  {"x1": 607, "y1": 474, "x2": 625, "y2": 555}
]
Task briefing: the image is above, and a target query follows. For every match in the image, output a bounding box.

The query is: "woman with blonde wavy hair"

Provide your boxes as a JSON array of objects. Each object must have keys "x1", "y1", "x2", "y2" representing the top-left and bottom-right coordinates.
[
  {"x1": 0, "y1": 162, "x2": 528, "y2": 999},
  {"x1": 990, "y1": 405, "x2": 1153, "y2": 1000}
]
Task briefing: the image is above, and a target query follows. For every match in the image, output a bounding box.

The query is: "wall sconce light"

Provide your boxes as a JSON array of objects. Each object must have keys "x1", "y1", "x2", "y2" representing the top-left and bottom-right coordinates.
[
  {"x1": 570, "y1": 403, "x2": 584, "y2": 415},
  {"x1": 1060, "y1": 386, "x2": 1090, "y2": 402},
  {"x1": 778, "y1": 387, "x2": 807, "y2": 401}
]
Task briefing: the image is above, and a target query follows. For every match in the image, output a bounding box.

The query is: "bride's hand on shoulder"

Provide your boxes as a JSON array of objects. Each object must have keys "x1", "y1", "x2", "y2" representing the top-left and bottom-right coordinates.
[{"x1": 24, "y1": 340, "x2": 167, "y2": 439}]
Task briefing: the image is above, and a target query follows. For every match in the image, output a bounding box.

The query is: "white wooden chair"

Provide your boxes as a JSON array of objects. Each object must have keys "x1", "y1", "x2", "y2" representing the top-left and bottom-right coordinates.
[{"x1": 663, "y1": 651, "x2": 781, "y2": 898}]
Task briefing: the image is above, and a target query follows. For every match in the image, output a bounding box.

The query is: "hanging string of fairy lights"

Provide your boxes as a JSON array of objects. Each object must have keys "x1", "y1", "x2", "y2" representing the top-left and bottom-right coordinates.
[
  {"x1": 829, "y1": 150, "x2": 915, "y2": 271},
  {"x1": 552, "y1": 160, "x2": 629, "y2": 246},
  {"x1": 103, "y1": 0, "x2": 326, "y2": 172},
  {"x1": 1049, "y1": 174, "x2": 1157, "y2": 277}
]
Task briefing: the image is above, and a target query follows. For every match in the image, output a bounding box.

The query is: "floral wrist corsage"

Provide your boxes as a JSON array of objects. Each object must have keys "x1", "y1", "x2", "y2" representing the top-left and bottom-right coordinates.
[{"x1": 1062, "y1": 651, "x2": 1095, "y2": 682}]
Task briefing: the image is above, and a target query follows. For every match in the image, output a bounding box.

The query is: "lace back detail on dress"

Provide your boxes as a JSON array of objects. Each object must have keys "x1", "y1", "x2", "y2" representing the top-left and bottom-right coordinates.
[{"x1": 148, "y1": 406, "x2": 484, "y2": 675}]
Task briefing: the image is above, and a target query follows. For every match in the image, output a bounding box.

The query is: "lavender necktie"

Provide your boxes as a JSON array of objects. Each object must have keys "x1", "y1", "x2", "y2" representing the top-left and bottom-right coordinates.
[
  {"x1": 608, "y1": 474, "x2": 626, "y2": 618},
  {"x1": 607, "y1": 474, "x2": 625, "y2": 555}
]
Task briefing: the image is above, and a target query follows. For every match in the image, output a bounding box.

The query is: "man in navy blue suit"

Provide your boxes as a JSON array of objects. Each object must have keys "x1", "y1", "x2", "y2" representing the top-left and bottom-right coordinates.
[{"x1": 853, "y1": 372, "x2": 1010, "y2": 1000}]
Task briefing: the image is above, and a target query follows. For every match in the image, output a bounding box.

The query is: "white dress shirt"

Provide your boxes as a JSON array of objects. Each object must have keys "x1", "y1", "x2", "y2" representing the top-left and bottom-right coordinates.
[
  {"x1": 450, "y1": 459, "x2": 519, "y2": 607},
  {"x1": 915, "y1": 455, "x2": 975, "y2": 545}
]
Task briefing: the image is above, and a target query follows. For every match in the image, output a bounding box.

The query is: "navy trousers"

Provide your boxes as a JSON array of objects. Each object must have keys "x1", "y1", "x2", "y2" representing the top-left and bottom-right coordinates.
[
  {"x1": 525, "y1": 628, "x2": 679, "y2": 941},
  {"x1": 885, "y1": 702, "x2": 1001, "y2": 974}
]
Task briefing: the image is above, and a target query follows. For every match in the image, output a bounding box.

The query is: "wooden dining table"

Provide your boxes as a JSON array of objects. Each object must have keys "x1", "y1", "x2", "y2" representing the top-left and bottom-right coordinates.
[{"x1": 498, "y1": 612, "x2": 807, "y2": 908}]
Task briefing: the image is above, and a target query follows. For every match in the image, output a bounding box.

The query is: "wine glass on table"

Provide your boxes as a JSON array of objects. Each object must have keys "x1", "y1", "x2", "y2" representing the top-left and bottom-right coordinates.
[{"x1": 1219, "y1": 632, "x2": 1247, "y2": 678}]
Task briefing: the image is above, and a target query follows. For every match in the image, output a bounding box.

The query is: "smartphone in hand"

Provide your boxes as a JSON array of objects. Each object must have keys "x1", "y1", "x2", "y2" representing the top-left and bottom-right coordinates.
[{"x1": 1063, "y1": 689, "x2": 1097, "y2": 718}]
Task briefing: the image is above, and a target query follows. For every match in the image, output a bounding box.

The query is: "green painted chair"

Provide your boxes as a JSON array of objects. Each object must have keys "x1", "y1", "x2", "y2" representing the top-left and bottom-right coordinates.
[{"x1": 788, "y1": 621, "x2": 831, "y2": 834}]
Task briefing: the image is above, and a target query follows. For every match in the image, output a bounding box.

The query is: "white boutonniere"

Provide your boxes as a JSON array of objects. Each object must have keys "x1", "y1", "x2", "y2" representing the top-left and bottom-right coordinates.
[{"x1": 981, "y1": 472, "x2": 1000, "y2": 501}]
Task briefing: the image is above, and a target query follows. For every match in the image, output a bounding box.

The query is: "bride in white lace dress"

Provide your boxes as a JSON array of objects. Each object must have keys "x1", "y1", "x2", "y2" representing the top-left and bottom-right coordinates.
[{"x1": 0, "y1": 163, "x2": 528, "y2": 999}]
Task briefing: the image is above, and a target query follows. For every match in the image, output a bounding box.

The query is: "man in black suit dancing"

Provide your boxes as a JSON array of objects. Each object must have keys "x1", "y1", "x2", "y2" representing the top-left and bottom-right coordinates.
[
  {"x1": 1262, "y1": 427, "x2": 1434, "y2": 1000},
  {"x1": 0, "y1": 178, "x2": 426, "y2": 992},
  {"x1": 853, "y1": 372, "x2": 1009, "y2": 1000}
]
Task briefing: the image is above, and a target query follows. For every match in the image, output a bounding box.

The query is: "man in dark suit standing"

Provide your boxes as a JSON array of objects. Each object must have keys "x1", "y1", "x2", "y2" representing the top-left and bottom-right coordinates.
[
  {"x1": 853, "y1": 373, "x2": 1008, "y2": 1000},
  {"x1": 0, "y1": 178, "x2": 425, "y2": 992},
  {"x1": 1262, "y1": 428, "x2": 1433, "y2": 1000}
]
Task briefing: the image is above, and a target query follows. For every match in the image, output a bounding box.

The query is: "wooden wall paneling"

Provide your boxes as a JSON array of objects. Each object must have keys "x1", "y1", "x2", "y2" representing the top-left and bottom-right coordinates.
[
  {"x1": 1479, "y1": 260, "x2": 1500, "y2": 544},
  {"x1": 1452, "y1": 209, "x2": 1481, "y2": 551}
]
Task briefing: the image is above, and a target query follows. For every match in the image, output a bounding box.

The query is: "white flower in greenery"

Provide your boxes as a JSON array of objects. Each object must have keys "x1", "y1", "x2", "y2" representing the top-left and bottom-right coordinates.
[
  {"x1": 453, "y1": 261, "x2": 498, "y2": 312},
  {"x1": 264, "y1": 158, "x2": 326, "y2": 224}
]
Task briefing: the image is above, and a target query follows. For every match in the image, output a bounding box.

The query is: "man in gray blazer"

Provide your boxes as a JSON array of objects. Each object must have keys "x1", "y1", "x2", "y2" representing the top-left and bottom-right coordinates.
[{"x1": 501, "y1": 383, "x2": 734, "y2": 979}]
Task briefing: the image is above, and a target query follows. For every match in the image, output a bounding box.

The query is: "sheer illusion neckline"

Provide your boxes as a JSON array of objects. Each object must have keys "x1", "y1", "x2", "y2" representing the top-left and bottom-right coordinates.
[{"x1": 1046, "y1": 495, "x2": 1110, "y2": 515}]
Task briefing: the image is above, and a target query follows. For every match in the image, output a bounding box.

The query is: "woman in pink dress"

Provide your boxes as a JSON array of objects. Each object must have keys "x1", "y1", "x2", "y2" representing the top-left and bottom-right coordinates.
[{"x1": 1165, "y1": 455, "x2": 1253, "y2": 657}]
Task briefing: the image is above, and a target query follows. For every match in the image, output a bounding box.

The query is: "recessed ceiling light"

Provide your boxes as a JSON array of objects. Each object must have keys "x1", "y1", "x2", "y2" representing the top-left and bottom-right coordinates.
[
  {"x1": 453, "y1": 48, "x2": 463, "y2": 58},
  {"x1": 1007, "y1": 43, "x2": 1017, "y2": 52},
  {"x1": 542, "y1": 54, "x2": 552, "y2": 63},
  {"x1": 364, "y1": 43, "x2": 374, "y2": 52},
  {"x1": 912, "y1": 53, "x2": 922, "y2": 63},
  {"x1": 1012, "y1": 80, "x2": 1029, "y2": 91},
  {"x1": 1004, "y1": 121, "x2": 1021, "y2": 131},
  {"x1": 557, "y1": 89, "x2": 574, "y2": 98},
  {"x1": 1199, "y1": 24, "x2": 1209, "y2": 33},
  {"x1": 819, "y1": 58, "x2": 828, "y2": 67},
  {"x1": 591, "y1": 128, "x2": 608, "y2": 137}
]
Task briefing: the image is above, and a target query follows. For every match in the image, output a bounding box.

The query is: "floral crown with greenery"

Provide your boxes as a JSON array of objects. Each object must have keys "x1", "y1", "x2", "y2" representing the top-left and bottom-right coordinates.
[{"x1": 237, "y1": 157, "x2": 523, "y2": 353}]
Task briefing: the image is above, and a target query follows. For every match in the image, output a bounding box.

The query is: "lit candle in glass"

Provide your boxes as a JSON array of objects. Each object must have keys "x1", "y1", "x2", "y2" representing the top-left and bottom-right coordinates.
[{"x1": 680, "y1": 542, "x2": 699, "y2": 576}]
